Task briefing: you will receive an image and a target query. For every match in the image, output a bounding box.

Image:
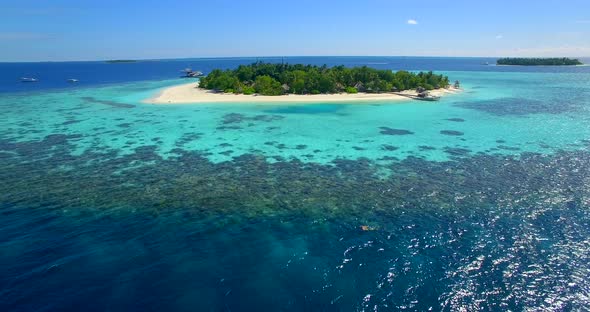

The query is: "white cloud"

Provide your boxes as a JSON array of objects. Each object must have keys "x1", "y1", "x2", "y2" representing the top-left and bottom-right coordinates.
[
  {"x1": 495, "y1": 35, "x2": 504, "y2": 39},
  {"x1": 407, "y1": 19, "x2": 418, "y2": 25}
]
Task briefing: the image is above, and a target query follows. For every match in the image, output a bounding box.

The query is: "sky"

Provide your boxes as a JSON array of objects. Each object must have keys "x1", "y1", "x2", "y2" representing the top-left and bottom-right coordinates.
[{"x1": 1, "y1": 0, "x2": 589, "y2": 61}]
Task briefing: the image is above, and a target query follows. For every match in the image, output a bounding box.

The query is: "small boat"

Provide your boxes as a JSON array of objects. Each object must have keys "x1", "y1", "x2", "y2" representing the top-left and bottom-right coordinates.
[
  {"x1": 67, "y1": 79, "x2": 79, "y2": 83},
  {"x1": 180, "y1": 68, "x2": 204, "y2": 78},
  {"x1": 21, "y1": 77, "x2": 38, "y2": 82},
  {"x1": 414, "y1": 94, "x2": 441, "y2": 101},
  {"x1": 393, "y1": 91, "x2": 441, "y2": 102},
  {"x1": 415, "y1": 91, "x2": 440, "y2": 101}
]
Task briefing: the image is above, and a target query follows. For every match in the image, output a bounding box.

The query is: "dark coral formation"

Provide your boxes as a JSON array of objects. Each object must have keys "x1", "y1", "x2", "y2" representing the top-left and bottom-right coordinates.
[
  {"x1": 379, "y1": 127, "x2": 414, "y2": 135},
  {"x1": 221, "y1": 113, "x2": 284, "y2": 125},
  {"x1": 2, "y1": 133, "x2": 590, "y2": 311},
  {"x1": 445, "y1": 118, "x2": 465, "y2": 122},
  {"x1": 2, "y1": 133, "x2": 589, "y2": 221},
  {"x1": 217, "y1": 113, "x2": 284, "y2": 130},
  {"x1": 454, "y1": 97, "x2": 577, "y2": 116},
  {"x1": 419, "y1": 145, "x2": 436, "y2": 151},
  {"x1": 381, "y1": 145, "x2": 399, "y2": 151},
  {"x1": 440, "y1": 130, "x2": 464, "y2": 136}
]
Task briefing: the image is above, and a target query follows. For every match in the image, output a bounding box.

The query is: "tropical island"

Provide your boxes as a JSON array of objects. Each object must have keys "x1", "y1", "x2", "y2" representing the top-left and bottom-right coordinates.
[
  {"x1": 497, "y1": 57, "x2": 583, "y2": 66},
  {"x1": 146, "y1": 63, "x2": 460, "y2": 104},
  {"x1": 198, "y1": 62, "x2": 451, "y2": 95}
]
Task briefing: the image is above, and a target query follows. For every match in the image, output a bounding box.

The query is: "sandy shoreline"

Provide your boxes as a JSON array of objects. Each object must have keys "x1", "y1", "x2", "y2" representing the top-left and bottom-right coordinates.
[{"x1": 145, "y1": 82, "x2": 461, "y2": 105}]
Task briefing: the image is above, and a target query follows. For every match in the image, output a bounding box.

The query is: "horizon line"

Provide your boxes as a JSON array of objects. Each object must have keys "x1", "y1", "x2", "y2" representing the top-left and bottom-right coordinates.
[{"x1": 2, "y1": 55, "x2": 589, "y2": 64}]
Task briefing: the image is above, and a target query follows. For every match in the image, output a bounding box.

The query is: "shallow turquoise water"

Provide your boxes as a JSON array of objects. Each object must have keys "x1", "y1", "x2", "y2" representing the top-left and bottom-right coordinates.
[
  {"x1": 2, "y1": 71, "x2": 590, "y2": 166},
  {"x1": 2, "y1": 60, "x2": 590, "y2": 311}
]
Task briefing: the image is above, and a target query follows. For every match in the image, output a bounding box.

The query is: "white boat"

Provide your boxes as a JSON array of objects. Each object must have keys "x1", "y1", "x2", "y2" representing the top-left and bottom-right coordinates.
[
  {"x1": 21, "y1": 77, "x2": 38, "y2": 82},
  {"x1": 180, "y1": 68, "x2": 204, "y2": 78},
  {"x1": 415, "y1": 94, "x2": 441, "y2": 101},
  {"x1": 67, "y1": 79, "x2": 79, "y2": 83}
]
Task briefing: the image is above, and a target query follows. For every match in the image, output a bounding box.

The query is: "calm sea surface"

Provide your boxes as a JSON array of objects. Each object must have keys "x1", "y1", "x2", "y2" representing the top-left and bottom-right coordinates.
[{"x1": 1, "y1": 57, "x2": 590, "y2": 311}]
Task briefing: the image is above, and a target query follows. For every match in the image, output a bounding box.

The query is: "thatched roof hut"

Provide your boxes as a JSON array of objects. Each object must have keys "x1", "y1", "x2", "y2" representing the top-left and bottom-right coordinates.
[{"x1": 354, "y1": 82, "x2": 366, "y2": 92}]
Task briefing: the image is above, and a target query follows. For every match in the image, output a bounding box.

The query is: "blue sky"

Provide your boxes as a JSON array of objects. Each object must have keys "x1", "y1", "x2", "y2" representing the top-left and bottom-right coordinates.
[{"x1": 1, "y1": 0, "x2": 589, "y2": 61}]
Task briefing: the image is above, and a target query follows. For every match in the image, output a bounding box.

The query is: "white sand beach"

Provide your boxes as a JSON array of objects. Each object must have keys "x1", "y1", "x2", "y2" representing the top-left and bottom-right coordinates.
[{"x1": 145, "y1": 82, "x2": 461, "y2": 104}]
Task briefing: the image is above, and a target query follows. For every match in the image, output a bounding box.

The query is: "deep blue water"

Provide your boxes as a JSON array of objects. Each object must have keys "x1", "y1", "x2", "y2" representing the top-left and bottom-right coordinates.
[
  {"x1": 2, "y1": 56, "x2": 590, "y2": 93},
  {"x1": 2, "y1": 57, "x2": 590, "y2": 311}
]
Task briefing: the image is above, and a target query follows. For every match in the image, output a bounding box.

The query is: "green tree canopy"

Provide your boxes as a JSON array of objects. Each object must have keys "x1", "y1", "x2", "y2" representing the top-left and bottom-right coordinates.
[
  {"x1": 254, "y1": 75, "x2": 282, "y2": 96},
  {"x1": 497, "y1": 58, "x2": 582, "y2": 66},
  {"x1": 198, "y1": 62, "x2": 451, "y2": 96}
]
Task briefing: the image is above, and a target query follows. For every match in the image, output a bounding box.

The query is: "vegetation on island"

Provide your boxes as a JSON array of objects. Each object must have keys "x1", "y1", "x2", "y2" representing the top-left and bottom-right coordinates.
[
  {"x1": 198, "y1": 62, "x2": 450, "y2": 96},
  {"x1": 497, "y1": 57, "x2": 582, "y2": 66}
]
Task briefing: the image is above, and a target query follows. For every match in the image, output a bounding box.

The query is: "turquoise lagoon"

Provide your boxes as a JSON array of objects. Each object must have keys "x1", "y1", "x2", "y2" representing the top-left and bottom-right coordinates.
[
  {"x1": 2, "y1": 71, "x2": 590, "y2": 164},
  {"x1": 2, "y1": 58, "x2": 590, "y2": 311}
]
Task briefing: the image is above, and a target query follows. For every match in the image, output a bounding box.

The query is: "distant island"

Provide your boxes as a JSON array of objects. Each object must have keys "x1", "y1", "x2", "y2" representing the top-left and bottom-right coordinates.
[
  {"x1": 105, "y1": 60, "x2": 138, "y2": 63},
  {"x1": 198, "y1": 62, "x2": 451, "y2": 96},
  {"x1": 497, "y1": 57, "x2": 583, "y2": 66}
]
